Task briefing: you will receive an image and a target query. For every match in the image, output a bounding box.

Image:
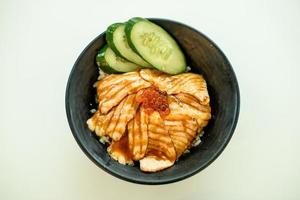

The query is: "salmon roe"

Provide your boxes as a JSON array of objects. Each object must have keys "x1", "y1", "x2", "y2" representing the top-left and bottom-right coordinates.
[{"x1": 136, "y1": 86, "x2": 170, "y2": 117}]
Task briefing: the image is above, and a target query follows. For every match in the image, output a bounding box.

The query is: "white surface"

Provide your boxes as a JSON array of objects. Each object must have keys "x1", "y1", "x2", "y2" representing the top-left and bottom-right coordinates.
[{"x1": 1, "y1": 0, "x2": 300, "y2": 199}]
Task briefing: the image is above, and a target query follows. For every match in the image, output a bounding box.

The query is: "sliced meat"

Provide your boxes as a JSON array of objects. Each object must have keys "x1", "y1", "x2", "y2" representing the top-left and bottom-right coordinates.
[
  {"x1": 96, "y1": 72, "x2": 138, "y2": 91},
  {"x1": 139, "y1": 69, "x2": 173, "y2": 91},
  {"x1": 164, "y1": 114, "x2": 198, "y2": 158},
  {"x1": 139, "y1": 157, "x2": 174, "y2": 172},
  {"x1": 140, "y1": 112, "x2": 176, "y2": 172},
  {"x1": 140, "y1": 69, "x2": 210, "y2": 105},
  {"x1": 105, "y1": 94, "x2": 139, "y2": 141},
  {"x1": 97, "y1": 71, "x2": 151, "y2": 114},
  {"x1": 174, "y1": 93, "x2": 211, "y2": 128},
  {"x1": 175, "y1": 93, "x2": 211, "y2": 113},
  {"x1": 168, "y1": 73, "x2": 210, "y2": 105},
  {"x1": 87, "y1": 110, "x2": 100, "y2": 132},
  {"x1": 107, "y1": 134, "x2": 133, "y2": 165},
  {"x1": 128, "y1": 107, "x2": 148, "y2": 160},
  {"x1": 164, "y1": 95, "x2": 211, "y2": 157},
  {"x1": 87, "y1": 94, "x2": 139, "y2": 141},
  {"x1": 87, "y1": 70, "x2": 212, "y2": 172},
  {"x1": 87, "y1": 109, "x2": 114, "y2": 137},
  {"x1": 168, "y1": 95, "x2": 211, "y2": 127}
]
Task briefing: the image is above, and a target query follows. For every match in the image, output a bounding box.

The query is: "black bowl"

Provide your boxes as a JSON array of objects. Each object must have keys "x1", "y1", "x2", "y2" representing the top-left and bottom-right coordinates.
[{"x1": 65, "y1": 18, "x2": 240, "y2": 185}]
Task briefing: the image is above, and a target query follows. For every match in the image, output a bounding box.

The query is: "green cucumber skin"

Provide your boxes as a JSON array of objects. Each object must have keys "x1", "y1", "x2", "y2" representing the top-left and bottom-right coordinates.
[
  {"x1": 125, "y1": 17, "x2": 186, "y2": 74},
  {"x1": 97, "y1": 45, "x2": 140, "y2": 73},
  {"x1": 95, "y1": 45, "x2": 119, "y2": 74},
  {"x1": 125, "y1": 17, "x2": 145, "y2": 56},
  {"x1": 107, "y1": 21, "x2": 152, "y2": 68},
  {"x1": 106, "y1": 23, "x2": 124, "y2": 58}
]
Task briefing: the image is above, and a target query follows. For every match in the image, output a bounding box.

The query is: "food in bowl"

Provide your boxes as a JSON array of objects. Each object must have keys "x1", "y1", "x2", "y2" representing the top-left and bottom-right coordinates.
[{"x1": 87, "y1": 17, "x2": 211, "y2": 172}]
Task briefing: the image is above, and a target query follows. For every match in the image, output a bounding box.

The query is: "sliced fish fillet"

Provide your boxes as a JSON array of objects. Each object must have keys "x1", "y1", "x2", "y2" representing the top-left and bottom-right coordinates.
[
  {"x1": 139, "y1": 69, "x2": 172, "y2": 91},
  {"x1": 96, "y1": 72, "x2": 138, "y2": 91},
  {"x1": 96, "y1": 71, "x2": 151, "y2": 114},
  {"x1": 139, "y1": 158, "x2": 174, "y2": 173},
  {"x1": 128, "y1": 107, "x2": 148, "y2": 160},
  {"x1": 168, "y1": 95, "x2": 211, "y2": 127},
  {"x1": 87, "y1": 110, "x2": 114, "y2": 137},
  {"x1": 87, "y1": 110, "x2": 100, "y2": 132},
  {"x1": 107, "y1": 134, "x2": 133, "y2": 165},
  {"x1": 87, "y1": 94, "x2": 139, "y2": 141},
  {"x1": 140, "y1": 112, "x2": 176, "y2": 172},
  {"x1": 165, "y1": 119, "x2": 198, "y2": 158},
  {"x1": 164, "y1": 98, "x2": 199, "y2": 157},
  {"x1": 174, "y1": 93, "x2": 211, "y2": 128},
  {"x1": 140, "y1": 69, "x2": 210, "y2": 105},
  {"x1": 175, "y1": 93, "x2": 211, "y2": 113},
  {"x1": 87, "y1": 70, "x2": 212, "y2": 172},
  {"x1": 105, "y1": 94, "x2": 139, "y2": 141}
]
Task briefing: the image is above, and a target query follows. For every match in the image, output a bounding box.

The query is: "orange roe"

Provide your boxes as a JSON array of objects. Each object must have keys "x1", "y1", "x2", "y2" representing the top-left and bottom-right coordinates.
[{"x1": 136, "y1": 86, "x2": 170, "y2": 118}]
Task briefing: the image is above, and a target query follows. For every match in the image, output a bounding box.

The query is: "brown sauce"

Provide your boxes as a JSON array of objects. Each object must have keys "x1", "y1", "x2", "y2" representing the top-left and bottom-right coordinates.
[
  {"x1": 110, "y1": 134, "x2": 132, "y2": 162},
  {"x1": 147, "y1": 150, "x2": 167, "y2": 160}
]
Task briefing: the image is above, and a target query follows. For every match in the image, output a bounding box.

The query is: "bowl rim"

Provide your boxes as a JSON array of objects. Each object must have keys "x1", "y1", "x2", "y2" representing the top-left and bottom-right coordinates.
[{"x1": 65, "y1": 18, "x2": 240, "y2": 185}]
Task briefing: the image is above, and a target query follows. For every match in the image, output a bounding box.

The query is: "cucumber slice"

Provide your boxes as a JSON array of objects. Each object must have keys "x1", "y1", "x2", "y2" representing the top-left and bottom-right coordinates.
[
  {"x1": 96, "y1": 45, "x2": 140, "y2": 73},
  {"x1": 96, "y1": 46, "x2": 118, "y2": 74},
  {"x1": 106, "y1": 23, "x2": 151, "y2": 68},
  {"x1": 125, "y1": 17, "x2": 186, "y2": 74}
]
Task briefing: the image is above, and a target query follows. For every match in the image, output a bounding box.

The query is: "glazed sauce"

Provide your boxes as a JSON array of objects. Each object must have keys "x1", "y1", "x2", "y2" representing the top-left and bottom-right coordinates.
[
  {"x1": 147, "y1": 150, "x2": 168, "y2": 160},
  {"x1": 136, "y1": 86, "x2": 170, "y2": 118},
  {"x1": 110, "y1": 134, "x2": 132, "y2": 162}
]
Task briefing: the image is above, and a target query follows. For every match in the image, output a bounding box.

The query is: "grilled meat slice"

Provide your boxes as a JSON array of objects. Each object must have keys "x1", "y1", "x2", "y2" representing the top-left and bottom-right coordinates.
[
  {"x1": 140, "y1": 112, "x2": 176, "y2": 172},
  {"x1": 96, "y1": 71, "x2": 151, "y2": 114},
  {"x1": 128, "y1": 107, "x2": 149, "y2": 161},
  {"x1": 87, "y1": 94, "x2": 139, "y2": 141},
  {"x1": 107, "y1": 134, "x2": 133, "y2": 165},
  {"x1": 140, "y1": 69, "x2": 210, "y2": 105}
]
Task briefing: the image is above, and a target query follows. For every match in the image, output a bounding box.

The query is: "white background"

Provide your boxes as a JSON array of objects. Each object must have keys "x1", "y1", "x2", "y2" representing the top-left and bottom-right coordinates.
[{"x1": 1, "y1": 0, "x2": 300, "y2": 199}]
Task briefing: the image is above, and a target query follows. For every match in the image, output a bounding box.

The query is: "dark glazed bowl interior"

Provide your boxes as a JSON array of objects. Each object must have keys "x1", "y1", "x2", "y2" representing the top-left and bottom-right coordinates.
[{"x1": 65, "y1": 19, "x2": 240, "y2": 184}]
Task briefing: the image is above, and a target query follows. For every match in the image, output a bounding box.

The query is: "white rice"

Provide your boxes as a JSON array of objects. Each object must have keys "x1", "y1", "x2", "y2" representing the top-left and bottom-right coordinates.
[
  {"x1": 97, "y1": 68, "x2": 108, "y2": 80},
  {"x1": 186, "y1": 66, "x2": 191, "y2": 72},
  {"x1": 89, "y1": 108, "x2": 97, "y2": 114},
  {"x1": 183, "y1": 130, "x2": 205, "y2": 155},
  {"x1": 99, "y1": 136, "x2": 110, "y2": 144}
]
